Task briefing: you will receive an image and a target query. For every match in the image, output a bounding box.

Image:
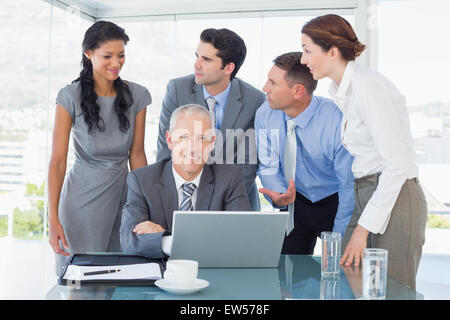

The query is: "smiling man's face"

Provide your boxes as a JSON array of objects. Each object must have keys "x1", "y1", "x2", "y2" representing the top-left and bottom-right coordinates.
[{"x1": 167, "y1": 112, "x2": 215, "y2": 181}]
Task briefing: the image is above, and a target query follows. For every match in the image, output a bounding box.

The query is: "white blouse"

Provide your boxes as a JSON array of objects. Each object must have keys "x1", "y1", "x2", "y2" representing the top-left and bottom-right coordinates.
[{"x1": 329, "y1": 61, "x2": 418, "y2": 234}]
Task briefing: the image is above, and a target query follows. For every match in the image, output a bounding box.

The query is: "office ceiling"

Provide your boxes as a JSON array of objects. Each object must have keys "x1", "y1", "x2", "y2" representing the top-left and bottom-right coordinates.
[{"x1": 52, "y1": 0, "x2": 357, "y2": 19}]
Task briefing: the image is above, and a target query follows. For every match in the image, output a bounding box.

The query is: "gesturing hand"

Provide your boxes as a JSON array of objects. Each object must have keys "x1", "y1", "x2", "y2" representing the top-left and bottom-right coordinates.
[
  {"x1": 133, "y1": 220, "x2": 165, "y2": 235},
  {"x1": 259, "y1": 179, "x2": 296, "y2": 207}
]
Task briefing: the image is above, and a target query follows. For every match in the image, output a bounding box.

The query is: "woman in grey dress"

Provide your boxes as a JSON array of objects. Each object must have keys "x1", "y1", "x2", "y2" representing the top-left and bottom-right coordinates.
[{"x1": 48, "y1": 21, "x2": 151, "y2": 274}]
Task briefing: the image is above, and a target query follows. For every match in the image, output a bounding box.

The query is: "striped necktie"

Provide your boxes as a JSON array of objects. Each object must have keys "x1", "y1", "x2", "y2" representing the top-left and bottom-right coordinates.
[
  {"x1": 180, "y1": 182, "x2": 196, "y2": 211},
  {"x1": 284, "y1": 119, "x2": 297, "y2": 235},
  {"x1": 205, "y1": 96, "x2": 216, "y2": 129}
]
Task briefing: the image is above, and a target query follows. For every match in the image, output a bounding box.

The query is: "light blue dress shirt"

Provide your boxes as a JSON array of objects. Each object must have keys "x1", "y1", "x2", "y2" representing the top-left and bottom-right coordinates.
[
  {"x1": 203, "y1": 82, "x2": 231, "y2": 130},
  {"x1": 255, "y1": 96, "x2": 355, "y2": 235}
]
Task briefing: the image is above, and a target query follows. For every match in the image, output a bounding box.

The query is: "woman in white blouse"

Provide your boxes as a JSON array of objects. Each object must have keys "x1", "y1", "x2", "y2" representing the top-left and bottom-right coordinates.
[{"x1": 300, "y1": 14, "x2": 427, "y2": 289}]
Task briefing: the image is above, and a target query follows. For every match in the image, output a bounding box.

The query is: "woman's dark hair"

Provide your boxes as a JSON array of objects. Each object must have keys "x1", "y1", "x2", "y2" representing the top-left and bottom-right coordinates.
[
  {"x1": 200, "y1": 28, "x2": 247, "y2": 80},
  {"x1": 73, "y1": 20, "x2": 132, "y2": 133},
  {"x1": 301, "y1": 14, "x2": 366, "y2": 61}
]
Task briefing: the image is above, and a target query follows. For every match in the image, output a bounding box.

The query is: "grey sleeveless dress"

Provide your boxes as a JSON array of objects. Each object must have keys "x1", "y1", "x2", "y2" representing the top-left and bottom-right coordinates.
[{"x1": 54, "y1": 81, "x2": 151, "y2": 275}]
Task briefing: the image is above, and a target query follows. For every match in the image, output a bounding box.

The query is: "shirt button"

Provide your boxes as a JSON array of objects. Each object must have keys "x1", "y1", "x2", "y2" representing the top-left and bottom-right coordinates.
[
  {"x1": 301, "y1": 165, "x2": 305, "y2": 168},
  {"x1": 306, "y1": 184, "x2": 309, "y2": 187}
]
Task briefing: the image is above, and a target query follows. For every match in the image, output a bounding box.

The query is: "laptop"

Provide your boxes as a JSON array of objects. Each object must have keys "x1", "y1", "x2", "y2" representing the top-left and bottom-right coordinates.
[{"x1": 169, "y1": 210, "x2": 289, "y2": 268}]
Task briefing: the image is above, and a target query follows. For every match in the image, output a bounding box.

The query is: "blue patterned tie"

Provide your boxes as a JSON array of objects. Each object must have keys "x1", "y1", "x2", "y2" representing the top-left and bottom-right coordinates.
[{"x1": 180, "y1": 182, "x2": 196, "y2": 211}]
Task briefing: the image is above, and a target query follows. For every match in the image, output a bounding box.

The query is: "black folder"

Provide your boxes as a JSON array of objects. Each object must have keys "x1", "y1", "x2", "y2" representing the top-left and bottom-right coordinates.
[{"x1": 58, "y1": 253, "x2": 167, "y2": 287}]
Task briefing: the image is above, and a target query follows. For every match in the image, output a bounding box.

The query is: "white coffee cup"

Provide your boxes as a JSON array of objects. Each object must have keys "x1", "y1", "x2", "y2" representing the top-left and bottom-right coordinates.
[{"x1": 163, "y1": 259, "x2": 198, "y2": 286}]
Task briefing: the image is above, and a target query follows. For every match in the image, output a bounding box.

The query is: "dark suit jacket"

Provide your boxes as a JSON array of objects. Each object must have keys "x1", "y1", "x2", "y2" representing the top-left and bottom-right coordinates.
[
  {"x1": 120, "y1": 158, "x2": 251, "y2": 259},
  {"x1": 156, "y1": 74, "x2": 266, "y2": 211}
]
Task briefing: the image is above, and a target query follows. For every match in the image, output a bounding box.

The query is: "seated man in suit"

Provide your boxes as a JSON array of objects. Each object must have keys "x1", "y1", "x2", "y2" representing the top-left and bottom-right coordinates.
[
  {"x1": 120, "y1": 104, "x2": 251, "y2": 259},
  {"x1": 156, "y1": 28, "x2": 266, "y2": 211}
]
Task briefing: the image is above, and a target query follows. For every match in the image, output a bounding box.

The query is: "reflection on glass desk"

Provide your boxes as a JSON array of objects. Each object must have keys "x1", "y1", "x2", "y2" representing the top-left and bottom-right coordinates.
[{"x1": 45, "y1": 255, "x2": 423, "y2": 300}]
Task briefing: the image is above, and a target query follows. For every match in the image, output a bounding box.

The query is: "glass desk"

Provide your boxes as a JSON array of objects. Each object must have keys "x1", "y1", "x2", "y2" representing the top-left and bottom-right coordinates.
[{"x1": 46, "y1": 255, "x2": 423, "y2": 300}]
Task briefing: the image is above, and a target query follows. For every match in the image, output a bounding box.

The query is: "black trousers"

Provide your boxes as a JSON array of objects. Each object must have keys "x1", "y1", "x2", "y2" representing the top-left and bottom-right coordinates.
[{"x1": 281, "y1": 191, "x2": 339, "y2": 255}]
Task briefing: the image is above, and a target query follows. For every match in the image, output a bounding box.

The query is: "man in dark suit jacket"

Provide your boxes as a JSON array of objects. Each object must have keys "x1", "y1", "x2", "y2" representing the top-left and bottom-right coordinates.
[
  {"x1": 157, "y1": 28, "x2": 265, "y2": 211},
  {"x1": 121, "y1": 104, "x2": 251, "y2": 259}
]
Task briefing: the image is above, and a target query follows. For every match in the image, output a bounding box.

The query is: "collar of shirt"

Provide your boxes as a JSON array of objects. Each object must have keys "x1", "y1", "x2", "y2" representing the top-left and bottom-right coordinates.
[
  {"x1": 328, "y1": 60, "x2": 358, "y2": 111},
  {"x1": 172, "y1": 165, "x2": 203, "y2": 191},
  {"x1": 202, "y1": 81, "x2": 232, "y2": 109},
  {"x1": 284, "y1": 95, "x2": 319, "y2": 129}
]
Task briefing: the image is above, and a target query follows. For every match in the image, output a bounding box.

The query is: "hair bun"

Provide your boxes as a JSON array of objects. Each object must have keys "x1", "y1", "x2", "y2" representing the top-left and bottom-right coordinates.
[{"x1": 352, "y1": 40, "x2": 367, "y2": 58}]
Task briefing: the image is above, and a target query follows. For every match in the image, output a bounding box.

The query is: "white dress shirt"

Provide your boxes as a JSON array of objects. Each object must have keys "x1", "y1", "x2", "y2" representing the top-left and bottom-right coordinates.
[
  {"x1": 172, "y1": 166, "x2": 203, "y2": 210},
  {"x1": 329, "y1": 61, "x2": 418, "y2": 234},
  {"x1": 162, "y1": 166, "x2": 203, "y2": 256}
]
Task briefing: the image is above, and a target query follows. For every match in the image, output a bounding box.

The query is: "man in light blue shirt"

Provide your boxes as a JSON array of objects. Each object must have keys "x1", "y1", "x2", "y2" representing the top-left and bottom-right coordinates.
[{"x1": 256, "y1": 52, "x2": 354, "y2": 254}]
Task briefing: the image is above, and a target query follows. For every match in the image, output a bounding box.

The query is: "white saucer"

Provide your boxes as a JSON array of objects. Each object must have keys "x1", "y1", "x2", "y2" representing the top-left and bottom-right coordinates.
[{"x1": 155, "y1": 278, "x2": 209, "y2": 295}]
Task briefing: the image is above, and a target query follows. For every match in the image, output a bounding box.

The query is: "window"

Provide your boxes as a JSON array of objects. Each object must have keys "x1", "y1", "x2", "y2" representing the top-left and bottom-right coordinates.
[
  {"x1": 0, "y1": 0, "x2": 91, "y2": 240},
  {"x1": 377, "y1": 0, "x2": 450, "y2": 253},
  {"x1": 0, "y1": 0, "x2": 52, "y2": 240},
  {"x1": 0, "y1": 0, "x2": 92, "y2": 299},
  {"x1": 119, "y1": 18, "x2": 176, "y2": 162}
]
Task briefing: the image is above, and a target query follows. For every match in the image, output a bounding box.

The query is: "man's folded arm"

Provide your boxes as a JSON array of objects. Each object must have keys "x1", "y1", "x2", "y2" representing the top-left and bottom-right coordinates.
[{"x1": 120, "y1": 172, "x2": 165, "y2": 259}]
